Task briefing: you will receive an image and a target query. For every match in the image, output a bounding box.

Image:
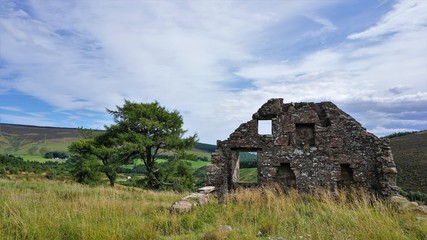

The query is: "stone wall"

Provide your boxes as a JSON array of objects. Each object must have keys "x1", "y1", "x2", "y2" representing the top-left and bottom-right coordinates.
[{"x1": 207, "y1": 98, "x2": 398, "y2": 200}]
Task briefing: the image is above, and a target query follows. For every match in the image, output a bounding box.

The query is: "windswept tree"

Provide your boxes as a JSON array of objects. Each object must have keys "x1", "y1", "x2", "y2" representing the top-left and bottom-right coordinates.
[
  {"x1": 68, "y1": 130, "x2": 131, "y2": 187},
  {"x1": 107, "y1": 100, "x2": 198, "y2": 189}
]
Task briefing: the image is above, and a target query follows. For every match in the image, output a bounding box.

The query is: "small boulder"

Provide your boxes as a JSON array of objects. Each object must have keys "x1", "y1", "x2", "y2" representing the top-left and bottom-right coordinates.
[
  {"x1": 400, "y1": 201, "x2": 420, "y2": 212},
  {"x1": 198, "y1": 186, "x2": 216, "y2": 194},
  {"x1": 390, "y1": 195, "x2": 409, "y2": 205},
  {"x1": 181, "y1": 192, "x2": 211, "y2": 206},
  {"x1": 221, "y1": 225, "x2": 232, "y2": 232},
  {"x1": 414, "y1": 205, "x2": 427, "y2": 215},
  {"x1": 170, "y1": 186, "x2": 215, "y2": 213},
  {"x1": 196, "y1": 194, "x2": 210, "y2": 206},
  {"x1": 170, "y1": 201, "x2": 192, "y2": 213}
]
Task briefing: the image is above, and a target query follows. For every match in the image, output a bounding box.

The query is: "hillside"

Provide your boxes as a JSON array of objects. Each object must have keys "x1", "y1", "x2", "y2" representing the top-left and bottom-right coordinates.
[
  {"x1": 0, "y1": 124, "x2": 85, "y2": 156},
  {"x1": 389, "y1": 130, "x2": 427, "y2": 193},
  {"x1": 0, "y1": 123, "x2": 215, "y2": 157}
]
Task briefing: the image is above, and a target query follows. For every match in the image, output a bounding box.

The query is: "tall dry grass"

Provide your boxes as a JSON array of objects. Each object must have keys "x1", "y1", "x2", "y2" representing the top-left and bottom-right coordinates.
[{"x1": 0, "y1": 179, "x2": 425, "y2": 239}]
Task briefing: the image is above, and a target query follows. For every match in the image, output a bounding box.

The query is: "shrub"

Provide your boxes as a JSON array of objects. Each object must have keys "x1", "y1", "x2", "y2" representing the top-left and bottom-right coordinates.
[
  {"x1": 158, "y1": 160, "x2": 196, "y2": 192},
  {"x1": 44, "y1": 151, "x2": 68, "y2": 159}
]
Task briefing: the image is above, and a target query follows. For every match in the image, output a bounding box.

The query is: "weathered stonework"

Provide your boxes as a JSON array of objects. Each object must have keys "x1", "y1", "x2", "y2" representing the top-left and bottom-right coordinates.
[{"x1": 207, "y1": 98, "x2": 398, "y2": 200}]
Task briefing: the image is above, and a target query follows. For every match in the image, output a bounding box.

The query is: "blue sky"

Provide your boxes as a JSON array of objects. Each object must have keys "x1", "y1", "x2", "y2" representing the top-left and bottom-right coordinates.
[{"x1": 1, "y1": 0, "x2": 426, "y2": 144}]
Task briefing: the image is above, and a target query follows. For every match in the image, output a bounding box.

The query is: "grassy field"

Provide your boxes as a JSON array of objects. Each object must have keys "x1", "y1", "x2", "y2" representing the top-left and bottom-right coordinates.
[
  {"x1": 239, "y1": 168, "x2": 257, "y2": 182},
  {"x1": 0, "y1": 178, "x2": 426, "y2": 240}
]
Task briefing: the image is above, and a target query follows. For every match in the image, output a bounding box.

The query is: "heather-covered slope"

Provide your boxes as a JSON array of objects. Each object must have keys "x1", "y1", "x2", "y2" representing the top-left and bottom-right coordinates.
[{"x1": 389, "y1": 131, "x2": 427, "y2": 193}]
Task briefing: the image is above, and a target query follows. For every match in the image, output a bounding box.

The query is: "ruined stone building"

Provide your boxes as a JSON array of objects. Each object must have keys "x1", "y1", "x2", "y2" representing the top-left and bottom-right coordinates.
[{"x1": 207, "y1": 98, "x2": 398, "y2": 199}]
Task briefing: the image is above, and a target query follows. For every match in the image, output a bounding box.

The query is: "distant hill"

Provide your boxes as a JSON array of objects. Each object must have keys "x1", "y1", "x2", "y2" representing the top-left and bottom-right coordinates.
[
  {"x1": 389, "y1": 130, "x2": 427, "y2": 193},
  {"x1": 0, "y1": 123, "x2": 85, "y2": 143},
  {"x1": 0, "y1": 123, "x2": 215, "y2": 157},
  {"x1": 0, "y1": 123, "x2": 86, "y2": 156}
]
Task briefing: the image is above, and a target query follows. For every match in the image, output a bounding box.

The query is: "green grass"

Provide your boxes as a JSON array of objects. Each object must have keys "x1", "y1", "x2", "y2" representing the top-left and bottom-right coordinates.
[
  {"x1": 0, "y1": 179, "x2": 425, "y2": 239},
  {"x1": 187, "y1": 160, "x2": 209, "y2": 169},
  {"x1": 122, "y1": 159, "x2": 209, "y2": 171},
  {"x1": 239, "y1": 168, "x2": 257, "y2": 182}
]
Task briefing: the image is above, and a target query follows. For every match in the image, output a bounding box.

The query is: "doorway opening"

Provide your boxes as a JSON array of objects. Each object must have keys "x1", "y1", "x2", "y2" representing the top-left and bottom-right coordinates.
[{"x1": 234, "y1": 151, "x2": 258, "y2": 183}]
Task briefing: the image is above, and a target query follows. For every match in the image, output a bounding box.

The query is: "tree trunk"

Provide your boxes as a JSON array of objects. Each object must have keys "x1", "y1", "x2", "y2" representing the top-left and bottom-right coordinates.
[
  {"x1": 147, "y1": 171, "x2": 161, "y2": 189},
  {"x1": 106, "y1": 172, "x2": 115, "y2": 187},
  {"x1": 145, "y1": 146, "x2": 160, "y2": 189}
]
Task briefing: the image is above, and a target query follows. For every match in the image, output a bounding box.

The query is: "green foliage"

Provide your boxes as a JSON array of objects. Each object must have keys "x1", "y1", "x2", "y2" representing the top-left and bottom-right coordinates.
[
  {"x1": 44, "y1": 151, "x2": 68, "y2": 159},
  {"x1": 106, "y1": 100, "x2": 198, "y2": 189},
  {"x1": 68, "y1": 134, "x2": 129, "y2": 187},
  {"x1": 193, "y1": 165, "x2": 207, "y2": 187},
  {"x1": 45, "y1": 170, "x2": 57, "y2": 180},
  {"x1": 0, "y1": 154, "x2": 70, "y2": 178},
  {"x1": 382, "y1": 131, "x2": 420, "y2": 139},
  {"x1": 197, "y1": 156, "x2": 209, "y2": 162},
  {"x1": 157, "y1": 160, "x2": 196, "y2": 192},
  {"x1": 400, "y1": 189, "x2": 427, "y2": 204},
  {"x1": 239, "y1": 152, "x2": 257, "y2": 168},
  {"x1": 239, "y1": 152, "x2": 257, "y2": 161},
  {"x1": 177, "y1": 151, "x2": 198, "y2": 161},
  {"x1": 68, "y1": 155, "x2": 102, "y2": 185},
  {"x1": 194, "y1": 142, "x2": 216, "y2": 153}
]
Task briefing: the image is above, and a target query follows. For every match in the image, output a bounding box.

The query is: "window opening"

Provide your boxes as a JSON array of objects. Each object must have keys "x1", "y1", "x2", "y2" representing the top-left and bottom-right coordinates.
[
  {"x1": 258, "y1": 120, "x2": 272, "y2": 135},
  {"x1": 295, "y1": 123, "x2": 315, "y2": 147},
  {"x1": 276, "y1": 163, "x2": 296, "y2": 188},
  {"x1": 338, "y1": 164, "x2": 354, "y2": 187}
]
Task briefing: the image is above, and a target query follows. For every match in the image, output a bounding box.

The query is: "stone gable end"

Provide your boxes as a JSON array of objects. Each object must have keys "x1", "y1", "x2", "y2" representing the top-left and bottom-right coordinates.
[{"x1": 207, "y1": 98, "x2": 398, "y2": 200}]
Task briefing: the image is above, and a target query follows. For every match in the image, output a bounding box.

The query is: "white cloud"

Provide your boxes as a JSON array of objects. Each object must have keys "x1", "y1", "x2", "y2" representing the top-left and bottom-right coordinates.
[
  {"x1": 0, "y1": 106, "x2": 23, "y2": 112},
  {"x1": 303, "y1": 14, "x2": 337, "y2": 37},
  {"x1": 223, "y1": 0, "x2": 427, "y2": 140},
  {"x1": 348, "y1": 0, "x2": 427, "y2": 40},
  {"x1": 0, "y1": 0, "x2": 426, "y2": 143},
  {"x1": 1, "y1": 0, "x2": 338, "y2": 142}
]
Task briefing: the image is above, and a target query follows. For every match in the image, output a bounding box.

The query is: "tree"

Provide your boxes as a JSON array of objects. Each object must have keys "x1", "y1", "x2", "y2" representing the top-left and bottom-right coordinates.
[
  {"x1": 68, "y1": 131, "x2": 130, "y2": 187},
  {"x1": 106, "y1": 100, "x2": 198, "y2": 189}
]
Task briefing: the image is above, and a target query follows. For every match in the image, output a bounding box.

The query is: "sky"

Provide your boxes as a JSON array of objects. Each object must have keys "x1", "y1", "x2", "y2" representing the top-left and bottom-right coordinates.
[{"x1": 0, "y1": 0, "x2": 426, "y2": 144}]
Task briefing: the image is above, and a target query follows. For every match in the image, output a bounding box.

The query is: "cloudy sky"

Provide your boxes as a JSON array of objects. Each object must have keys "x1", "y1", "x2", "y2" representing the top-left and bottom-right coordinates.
[{"x1": 1, "y1": 0, "x2": 426, "y2": 144}]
